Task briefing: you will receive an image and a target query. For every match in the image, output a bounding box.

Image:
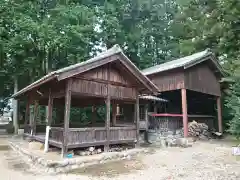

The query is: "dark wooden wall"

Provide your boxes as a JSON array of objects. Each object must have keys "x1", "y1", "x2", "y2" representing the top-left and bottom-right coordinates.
[
  {"x1": 146, "y1": 63, "x2": 221, "y2": 96},
  {"x1": 71, "y1": 64, "x2": 137, "y2": 100},
  {"x1": 184, "y1": 63, "x2": 221, "y2": 96},
  {"x1": 147, "y1": 68, "x2": 185, "y2": 92}
]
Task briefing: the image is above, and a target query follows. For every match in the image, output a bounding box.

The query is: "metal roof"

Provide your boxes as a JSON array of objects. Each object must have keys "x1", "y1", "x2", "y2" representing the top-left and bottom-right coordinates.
[
  {"x1": 13, "y1": 44, "x2": 159, "y2": 98},
  {"x1": 142, "y1": 49, "x2": 224, "y2": 76},
  {"x1": 139, "y1": 95, "x2": 168, "y2": 102}
]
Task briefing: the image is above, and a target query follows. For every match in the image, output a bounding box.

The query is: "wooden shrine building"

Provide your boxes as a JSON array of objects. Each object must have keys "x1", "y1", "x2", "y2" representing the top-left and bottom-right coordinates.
[
  {"x1": 142, "y1": 49, "x2": 225, "y2": 137},
  {"x1": 12, "y1": 45, "x2": 158, "y2": 155}
]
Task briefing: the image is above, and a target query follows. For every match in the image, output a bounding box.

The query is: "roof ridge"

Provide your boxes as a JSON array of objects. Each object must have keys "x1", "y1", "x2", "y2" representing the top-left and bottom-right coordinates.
[{"x1": 142, "y1": 49, "x2": 212, "y2": 75}]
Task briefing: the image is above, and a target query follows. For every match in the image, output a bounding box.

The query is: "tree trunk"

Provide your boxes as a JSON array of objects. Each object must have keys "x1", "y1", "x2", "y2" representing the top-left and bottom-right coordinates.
[{"x1": 13, "y1": 76, "x2": 19, "y2": 134}]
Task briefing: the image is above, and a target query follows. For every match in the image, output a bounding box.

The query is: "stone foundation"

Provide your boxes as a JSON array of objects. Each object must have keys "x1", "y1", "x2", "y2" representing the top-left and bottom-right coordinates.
[
  {"x1": 147, "y1": 129, "x2": 184, "y2": 147},
  {"x1": 9, "y1": 141, "x2": 148, "y2": 174}
]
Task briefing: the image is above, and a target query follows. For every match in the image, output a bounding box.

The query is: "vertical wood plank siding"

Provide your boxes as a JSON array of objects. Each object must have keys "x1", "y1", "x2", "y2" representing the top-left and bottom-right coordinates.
[
  {"x1": 71, "y1": 78, "x2": 137, "y2": 99},
  {"x1": 109, "y1": 85, "x2": 136, "y2": 99},
  {"x1": 147, "y1": 69, "x2": 185, "y2": 92},
  {"x1": 184, "y1": 63, "x2": 221, "y2": 96},
  {"x1": 50, "y1": 127, "x2": 64, "y2": 143},
  {"x1": 48, "y1": 127, "x2": 136, "y2": 146},
  {"x1": 71, "y1": 78, "x2": 108, "y2": 96},
  {"x1": 81, "y1": 65, "x2": 131, "y2": 86}
]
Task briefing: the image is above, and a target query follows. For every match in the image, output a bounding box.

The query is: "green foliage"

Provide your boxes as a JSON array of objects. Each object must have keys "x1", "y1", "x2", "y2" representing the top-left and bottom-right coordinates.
[
  {"x1": 171, "y1": 0, "x2": 240, "y2": 136},
  {"x1": 1, "y1": 0, "x2": 240, "y2": 137}
]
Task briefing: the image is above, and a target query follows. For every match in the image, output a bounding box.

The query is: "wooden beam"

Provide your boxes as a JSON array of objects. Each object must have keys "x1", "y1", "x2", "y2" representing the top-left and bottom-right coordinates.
[
  {"x1": 112, "y1": 103, "x2": 117, "y2": 126},
  {"x1": 74, "y1": 76, "x2": 136, "y2": 88},
  {"x1": 57, "y1": 55, "x2": 118, "y2": 81},
  {"x1": 135, "y1": 93, "x2": 140, "y2": 146},
  {"x1": 105, "y1": 64, "x2": 111, "y2": 152},
  {"x1": 217, "y1": 96, "x2": 223, "y2": 133},
  {"x1": 62, "y1": 79, "x2": 72, "y2": 157},
  {"x1": 144, "y1": 104, "x2": 149, "y2": 131},
  {"x1": 181, "y1": 88, "x2": 188, "y2": 137},
  {"x1": 92, "y1": 106, "x2": 97, "y2": 125},
  {"x1": 32, "y1": 100, "x2": 39, "y2": 135},
  {"x1": 24, "y1": 97, "x2": 30, "y2": 133},
  {"x1": 105, "y1": 92, "x2": 111, "y2": 152},
  {"x1": 44, "y1": 89, "x2": 54, "y2": 152}
]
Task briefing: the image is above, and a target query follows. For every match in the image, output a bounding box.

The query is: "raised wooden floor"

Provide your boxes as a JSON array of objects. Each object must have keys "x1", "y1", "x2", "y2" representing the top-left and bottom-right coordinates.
[{"x1": 24, "y1": 126, "x2": 137, "y2": 149}]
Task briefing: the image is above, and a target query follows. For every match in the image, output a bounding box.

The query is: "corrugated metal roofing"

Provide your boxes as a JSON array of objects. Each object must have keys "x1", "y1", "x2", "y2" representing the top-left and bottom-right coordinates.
[
  {"x1": 142, "y1": 49, "x2": 218, "y2": 76},
  {"x1": 139, "y1": 95, "x2": 167, "y2": 102}
]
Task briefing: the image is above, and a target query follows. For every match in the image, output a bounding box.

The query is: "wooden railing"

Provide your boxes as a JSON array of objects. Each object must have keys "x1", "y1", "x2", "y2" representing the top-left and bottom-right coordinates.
[
  {"x1": 109, "y1": 126, "x2": 136, "y2": 141},
  {"x1": 67, "y1": 126, "x2": 136, "y2": 146},
  {"x1": 38, "y1": 126, "x2": 137, "y2": 147},
  {"x1": 49, "y1": 127, "x2": 64, "y2": 143},
  {"x1": 24, "y1": 124, "x2": 31, "y2": 134},
  {"x1": 67, "y1": 127, "x2": 106, "y2": 145}
]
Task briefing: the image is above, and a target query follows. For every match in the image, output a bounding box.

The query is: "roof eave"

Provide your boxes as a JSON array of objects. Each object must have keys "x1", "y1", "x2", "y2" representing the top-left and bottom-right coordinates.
[
  {"x1": 12, "y1": 73, "x2": 57, "y2": 99},
  {"x1": 184, "y1": 54, "x2": 225, "y2": 77},
  {"x1": 118, "y1": 53, "x2": 159, "y2": 94}
]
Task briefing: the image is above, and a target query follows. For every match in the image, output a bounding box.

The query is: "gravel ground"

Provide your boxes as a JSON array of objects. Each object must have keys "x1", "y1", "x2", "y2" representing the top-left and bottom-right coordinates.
[{"x1": 1, "y1": 139, "x2": 240, "y2": 180}]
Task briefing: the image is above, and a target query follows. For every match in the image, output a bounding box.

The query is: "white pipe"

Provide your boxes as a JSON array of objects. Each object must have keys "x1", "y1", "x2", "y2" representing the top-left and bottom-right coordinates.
[{"x1": 44, "y1": 126, "x2": 51, "y2": 153}]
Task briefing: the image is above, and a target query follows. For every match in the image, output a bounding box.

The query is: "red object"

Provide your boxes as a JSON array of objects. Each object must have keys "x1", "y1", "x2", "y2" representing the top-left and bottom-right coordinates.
[{"x1": 150, "y1": 113, "x2": 183, "y2": 117}]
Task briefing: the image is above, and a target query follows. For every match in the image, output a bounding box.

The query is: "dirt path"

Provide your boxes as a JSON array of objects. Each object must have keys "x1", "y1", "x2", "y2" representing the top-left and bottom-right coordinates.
[{"x1": 1, "y1": 138, "x2": 240, "y2": 180}]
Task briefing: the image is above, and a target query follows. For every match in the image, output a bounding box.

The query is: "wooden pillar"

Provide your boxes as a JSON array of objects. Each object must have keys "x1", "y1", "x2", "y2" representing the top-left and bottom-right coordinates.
[
  {"x1": 105, "y1": 88, "x2": 111, "y2": 152},
  {"x1": 44, "y1": 89, "x2": 53, "y2": 152},
  {"x1": 181, "y1": 88, "x2": 188, "y2": 137},
  {"x1": 32, "y1": 100, "x2": 39, "y2": 135},
  {"x1": 105, "y1": 63, "x2": 111, "y2": 152},
  {"x1": 62, "y1": 79, "x2": 72, "y2": 157},
  {"x1": 24, "y1": 97, "x2": 30, "y2": 133},
  {"x1": 135, "y1": 94, "x2": 140, "y2": 146},
  {"x1": 92, "y1": 106, "x2": 97, "y2": 125},
  {"x1": 217, "y1": 96, "x2": 223, "y2": 133},
  {"x1": 144, "y1": 104, "x2": 149, "y2": 130},
  {"x1": 112, "y1": 103, "x2": 117, "y2": 126},
  {"x1": 154, "y1": 103, "x2": 157, "y2": 113}
]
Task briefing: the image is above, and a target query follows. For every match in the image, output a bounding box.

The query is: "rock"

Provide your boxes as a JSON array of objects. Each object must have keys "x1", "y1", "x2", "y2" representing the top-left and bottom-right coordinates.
[
  {"x1": 160, "y1": 139, "x2": 167, "y2": 148},
  {"x1": 28, "y1": 141, "x2": 44, "y2": 150},
  {"x1": 79, "y1": 151, "x2": 86, "y2": 156},
  {"x1": 126, "y1": 155, "x2": 131, "y2": 160},
  {"x1": 89, "y1": 147, "x2": 95, "y2": 152},
  {"x1": 97, "y1": 148, "x2": 102, "y2": 154},
  {"x1": 175, "y1": 138, "x2": 191, "y2": 148}
]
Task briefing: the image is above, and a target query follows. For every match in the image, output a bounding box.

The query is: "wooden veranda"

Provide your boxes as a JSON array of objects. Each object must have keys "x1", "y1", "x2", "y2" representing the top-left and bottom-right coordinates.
[
  {"x1": 142, "y1": 49, "x2": 225, "y2": 136},
  {"x1": 13, "y1": 45, "x2": 158, "y2": 155}
]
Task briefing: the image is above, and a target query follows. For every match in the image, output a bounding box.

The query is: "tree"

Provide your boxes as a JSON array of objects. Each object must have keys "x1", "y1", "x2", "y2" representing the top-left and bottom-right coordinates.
[{"x1": 171, "y1": 0, "x2": 240, "y2": 136}]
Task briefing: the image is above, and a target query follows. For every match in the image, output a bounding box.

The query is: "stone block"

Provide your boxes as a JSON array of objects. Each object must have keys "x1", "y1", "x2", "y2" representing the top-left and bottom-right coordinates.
[{"x1": 28, "y1": 141, "x2": 44, "y2": 150}]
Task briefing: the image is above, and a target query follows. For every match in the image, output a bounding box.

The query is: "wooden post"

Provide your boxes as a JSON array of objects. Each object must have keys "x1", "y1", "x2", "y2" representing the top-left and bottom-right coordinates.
[
  {"x1": 24, "y1": 97, "x2": 30, "y2": 133},
  {"x1": 154, "y1": 103, "x2": 157, "y2": 113},
  {"x1": 44, "y1": 89, "x2": 53, "y2": 153},
  {"x1": 105, "y1": 63, "x2": 111, "y2": 152},
  {"x1": 135, "y1": 94, "x2": 140, "y2": 146},
  {"x1": 32, "y1": 100, "x2": 39, "y2": 135},
  {"x1": 144, "y1": 104, "x2": 149, "y2": 142},
  {"x1": 144, "y1": 104, "x2": 149, "y2": 130},
  {"x1": 92, "y1": 106, "x2": 97, "y2": 125},
  {"x1": 112, "y1": 103, "x2": 117, "y2": 126},
  {"x1": 181, "y1": 88, "x2": 188, "y2": 137},
  {"x1": 105, "y1": 93, "x2": 111, "y2": 152},
  {"x1": 62, "y1": 79, "x2": 72, "y2": 157},
  {"x1": 217, "y1": 96, "x2": 223, "y2": 133}
]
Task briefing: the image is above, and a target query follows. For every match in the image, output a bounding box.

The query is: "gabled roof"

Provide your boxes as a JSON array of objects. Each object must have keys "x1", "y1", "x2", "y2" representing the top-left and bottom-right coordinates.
[
  {"x1": 13, "y1": 45, "x2": 159, "y2": 98},
  {"x1": 142, "y1": 49, "x2": 225, "y2": 76}
]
